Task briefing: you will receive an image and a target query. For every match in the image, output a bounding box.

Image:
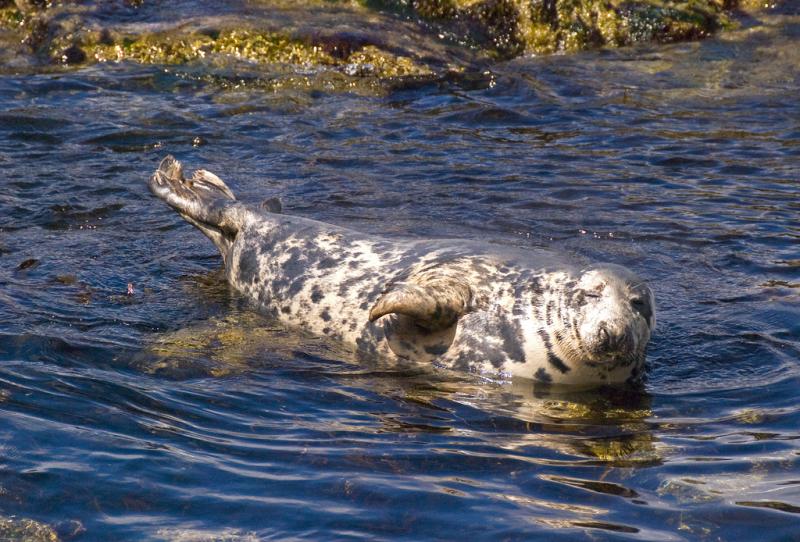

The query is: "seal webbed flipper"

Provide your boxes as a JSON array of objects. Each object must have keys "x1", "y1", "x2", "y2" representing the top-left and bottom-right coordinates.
[
  {"x1": 369, "y1": 279, "x2": 472, "y2": 331},
  {"x1": 156, "y1": 155, "x2": 184, "y2": 183},
  {"x1": 149, "y1": 155, "x2": 245, "y2": 260},
  {"x1": 192, "y1": 169, "x2": 236, "y2": 201}
]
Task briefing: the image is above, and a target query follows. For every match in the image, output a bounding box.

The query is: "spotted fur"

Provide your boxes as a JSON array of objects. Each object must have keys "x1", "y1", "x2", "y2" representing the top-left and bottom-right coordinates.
[{"x1": 150, "y1": 157, "x2": 656, "y2": 386}]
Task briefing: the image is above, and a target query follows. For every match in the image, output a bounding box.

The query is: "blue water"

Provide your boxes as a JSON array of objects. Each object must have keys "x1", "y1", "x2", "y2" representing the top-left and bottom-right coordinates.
[{"x1": 0, "y1": 5, "x2": 799, "y2": 541}]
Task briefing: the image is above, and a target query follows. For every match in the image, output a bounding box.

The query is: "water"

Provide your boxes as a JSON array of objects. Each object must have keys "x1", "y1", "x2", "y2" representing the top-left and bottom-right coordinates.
[{"x1": 0, "y1": 4, "x2": 798, "y2": 541}]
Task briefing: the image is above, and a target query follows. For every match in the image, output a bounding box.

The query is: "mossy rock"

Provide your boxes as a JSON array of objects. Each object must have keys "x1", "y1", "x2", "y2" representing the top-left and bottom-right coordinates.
[
  {"x1": 0, "y1": 5, "x2": 24, "y2": 28},
  {"x1": 0, "y1": 0, "x2": 785, "y2": 86},
  {"x1": 78, "y1": 28, "x2": 433, "y2": 78},
  {"x1": 0, "y1": 517, "x2": 59, "y2": 542},
  {"x1": 372, "y1": 0, "x2": 742, "y2": 57},
  {"x1": 0, "y1": 2, "x2": 443, "y2": 95}
]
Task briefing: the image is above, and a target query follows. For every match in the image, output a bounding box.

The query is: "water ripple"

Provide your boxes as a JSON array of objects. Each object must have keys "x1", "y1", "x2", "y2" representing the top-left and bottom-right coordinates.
[{"x1": 0, "y1": 9, "x2": 798, "y2": 541}]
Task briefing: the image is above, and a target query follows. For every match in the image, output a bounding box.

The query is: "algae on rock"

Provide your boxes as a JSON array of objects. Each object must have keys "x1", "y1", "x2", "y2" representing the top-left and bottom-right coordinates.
[
  {"x1": 369, "y1": 0, "x2": 741, "y2": 57},
  {"x1": 83, "y1": 29, "x2": 433, "y2": 79},
  {"x1": 0, "y1": 2, "x2": 450, "y2": 94},
  {"x1": 0, "y1": 517, "x2": 60, "y2": 542},
  {"x1": 0, "y1": 0, "x2": 783, "y2": 92}
]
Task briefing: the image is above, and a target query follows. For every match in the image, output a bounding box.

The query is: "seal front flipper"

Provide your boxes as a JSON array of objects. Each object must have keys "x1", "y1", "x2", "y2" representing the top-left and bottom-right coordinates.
[
  {"x1": 149, "y1": 155, "x2": 247, "y2": 261},
  {"x1": 368, "y1": 278, "x2": 472, "y2": 331}
]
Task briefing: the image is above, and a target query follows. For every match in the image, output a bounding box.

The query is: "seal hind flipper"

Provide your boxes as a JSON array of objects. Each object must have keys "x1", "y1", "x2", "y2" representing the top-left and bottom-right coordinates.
[
  {"x1": 150, "y1": 155, "x2": 247, "y2": 261},
  {"x1": 192, "y1": 169, "x2": 236, "y2": 201},
  {"x1": 369, "y1": 279, "x2": 472, "y2": 331}
]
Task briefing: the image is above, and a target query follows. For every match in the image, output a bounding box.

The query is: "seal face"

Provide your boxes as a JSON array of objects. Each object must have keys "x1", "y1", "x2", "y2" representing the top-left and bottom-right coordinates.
[{"x1": 149, "y1": 156, "x2": 655, "y2": 387}]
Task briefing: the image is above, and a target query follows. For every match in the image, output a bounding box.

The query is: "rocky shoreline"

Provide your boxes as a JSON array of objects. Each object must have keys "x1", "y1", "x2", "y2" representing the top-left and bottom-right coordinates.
[{"x1": 0, "y1": 0, "x2": 780, "y2": 93}]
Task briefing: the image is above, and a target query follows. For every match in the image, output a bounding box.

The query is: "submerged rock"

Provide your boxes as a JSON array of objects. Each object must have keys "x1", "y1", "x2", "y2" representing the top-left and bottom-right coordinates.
[{"x1": 0, "y1": 516, "x2": 59, "y2": 542}]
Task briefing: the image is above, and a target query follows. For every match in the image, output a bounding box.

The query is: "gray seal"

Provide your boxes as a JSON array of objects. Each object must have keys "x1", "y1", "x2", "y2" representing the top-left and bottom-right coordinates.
[{"x1": 149, "y1": 156, "x2": 655, "y2": 386}]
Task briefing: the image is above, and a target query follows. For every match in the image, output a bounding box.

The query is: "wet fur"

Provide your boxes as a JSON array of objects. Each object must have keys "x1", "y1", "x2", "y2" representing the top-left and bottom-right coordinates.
[{"x1": 150, "y1": 157, "x2": 655, "y2": 386}]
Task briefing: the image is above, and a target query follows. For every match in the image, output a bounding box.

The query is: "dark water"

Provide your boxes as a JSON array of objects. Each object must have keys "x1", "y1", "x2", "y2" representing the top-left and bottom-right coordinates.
[{"x1": 1, "y1": 5, "x2": 799, "y2": 541}]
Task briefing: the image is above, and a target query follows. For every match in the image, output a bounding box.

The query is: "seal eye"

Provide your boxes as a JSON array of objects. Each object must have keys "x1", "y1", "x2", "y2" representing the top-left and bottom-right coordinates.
[
  {"x1": 584, "y1": 283, "x2": 605, "y2": 299},
  {"x1": 585, "y1": 284, "x2": 604, "y2": 299}
]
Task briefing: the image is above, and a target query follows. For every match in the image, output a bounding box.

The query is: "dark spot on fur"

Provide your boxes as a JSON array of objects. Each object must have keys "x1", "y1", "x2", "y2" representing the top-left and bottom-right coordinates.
[
  {"x1": 452, "y1": 351, "x2": 471, "y2": 372},
  {"x1": 322, "y1": 327, "x2": 331, "y2": 334},
  {"x1": 319, "y1": 257, "x2": 340, "y2": 269},
  {"x1": 337, "y1": 273, "x2": 372, "y2": 297},
  {"x1": 355, "y1": 326, "x2": 381, "y2": 358},
  {"x1": 287, "y1": 276, "x2": 307, "y2": 296},
  {"x1": 320, "y1": 309, "x2": 331, "y2": 322},
  {"x1": 424, "y1": 343, "x2": 449, "y2": 356},
  {"x1": 534, "y1": 368, "x2": 552, "y2": 383},
  {"x1": 281, "y1": 247, "x2": 307, "y2": 293},
  {"x1": 530, "y1": 277, "x2": 544, "y2": 296},
  {"x1": 311, "y1": 286, "x2": 324, "y2": 303},
  {"x1": 487, "y1": 349, "x2": 506, "y2": 369},
  {"x1": 237, "y1": 247, "x2": 259, "y2": 284},
  {"x1": 281, "y1": 306, "x2": 291, "y2": 314},
  {"x1": 499, "y1": 314, "x2": 526, "y2": 363},
  {"x1": 547, "y1": 352, "x2": 570, "y2": 373},
  {"x1": 538, "y1": 328, "x2": 570, "y2": 373},
  {"x1": 359, "y1": 301, "x2": 369, "y2": 310},
  {"x1": 545, "y1": 300, "x2": 555, "y2": 327},
  {"x1": 399, "y1": 340, "x2": 417, "y2": 353}
]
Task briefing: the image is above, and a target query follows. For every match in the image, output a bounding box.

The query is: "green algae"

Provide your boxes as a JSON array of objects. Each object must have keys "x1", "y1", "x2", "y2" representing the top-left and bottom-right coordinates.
[
  {"x1": 0, "y1": 517, "x2": 59, "y2": 542},
  {"x1": 371, "y1": 0, "x2": 742, "y2": 57},
  {"x1": 0, "y1": 6, "x2": 24, "y2": 29},
  {"x1": 0, "y1": 0, "x2": 786, "y2": 93},
  {"x1": 85, "y1": 30, "x2": 332, "y2": 66},
  {"x1": 0, "y1": 0, "x2": 437, "y2": 91},
  {"x1": 83, "y1": 29, "x2": 433, "y2": 78}
]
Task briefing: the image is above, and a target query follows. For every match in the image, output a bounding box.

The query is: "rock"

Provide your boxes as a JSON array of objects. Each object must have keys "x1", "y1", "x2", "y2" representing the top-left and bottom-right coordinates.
[
  {"x1": 13, "y1": 0, "x2": 47, "y2": 13},
  {"x1": 0, "y1": 1, "x2": 484, "y2": 94},
  {"x1": 56, "y1": 43, "x2": 85, "y2": 64},
  {"x1": 0, "y1": 517, "x2": 59, "y2": 542},
  {"x1": 0, "y1": 0, "x2": 786, "y2": 89},
  {"x1": 373, "y1": 0, "x2": 743, "y2": 57}
]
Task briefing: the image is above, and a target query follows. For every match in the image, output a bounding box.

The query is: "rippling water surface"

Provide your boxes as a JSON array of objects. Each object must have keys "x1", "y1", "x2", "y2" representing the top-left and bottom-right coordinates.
[{"x1": 1, "y1": 5, "x2": 799, "y2": 541}]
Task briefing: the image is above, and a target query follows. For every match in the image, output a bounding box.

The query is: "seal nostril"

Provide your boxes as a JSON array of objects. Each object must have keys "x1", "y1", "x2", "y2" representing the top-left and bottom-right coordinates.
[{"x1": 598, "y1": 325, "x2": 611, "y2": 349}]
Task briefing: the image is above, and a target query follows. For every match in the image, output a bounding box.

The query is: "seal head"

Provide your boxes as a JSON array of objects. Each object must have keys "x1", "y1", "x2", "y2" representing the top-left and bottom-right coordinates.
[{"x1": 552, "y1": 263, "x2": 655, "y2": 380}]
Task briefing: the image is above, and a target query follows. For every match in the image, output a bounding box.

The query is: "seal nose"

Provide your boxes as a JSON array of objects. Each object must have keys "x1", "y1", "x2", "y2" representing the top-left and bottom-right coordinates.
[{"x1": 597, "y1": 323, "x2": 620, "y2": 352}]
